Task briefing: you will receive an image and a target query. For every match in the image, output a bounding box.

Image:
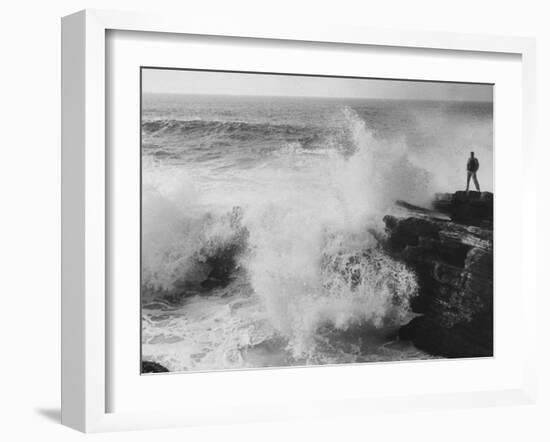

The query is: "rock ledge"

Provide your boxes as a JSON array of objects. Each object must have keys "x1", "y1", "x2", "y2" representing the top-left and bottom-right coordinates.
[{"x1": 383, "y1": 191, "x2": 493, "y2": 358}]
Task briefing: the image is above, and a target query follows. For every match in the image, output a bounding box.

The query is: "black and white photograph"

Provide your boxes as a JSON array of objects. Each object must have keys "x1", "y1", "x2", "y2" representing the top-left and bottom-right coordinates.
[
  {"x1": 1, "y1": 0, "x2": 547, "y2": 438},
  {"x1": 140, "y1": 68, "x2": 494, "y2": 374}
]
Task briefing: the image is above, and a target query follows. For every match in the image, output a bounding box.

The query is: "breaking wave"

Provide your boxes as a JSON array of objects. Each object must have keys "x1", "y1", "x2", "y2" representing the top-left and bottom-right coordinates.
[{"x1": 142, "y1": 106, "x2": 431, "y2": 366}]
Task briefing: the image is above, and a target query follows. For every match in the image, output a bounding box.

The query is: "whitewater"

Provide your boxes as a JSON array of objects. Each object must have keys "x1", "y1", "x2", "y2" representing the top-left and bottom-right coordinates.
[{"x1": 141, "y1": 94, "x2": 493, "y2": 372}]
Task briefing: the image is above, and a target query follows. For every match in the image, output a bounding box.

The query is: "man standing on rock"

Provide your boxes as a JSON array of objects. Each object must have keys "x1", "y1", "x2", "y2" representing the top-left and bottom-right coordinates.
[{"x1": 466, "y1": 151, "x2": 480, "y2": 192}]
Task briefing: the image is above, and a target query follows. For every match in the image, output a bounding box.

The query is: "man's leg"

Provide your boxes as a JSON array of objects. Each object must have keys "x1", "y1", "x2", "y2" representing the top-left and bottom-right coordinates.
[
  {"x1": 473, "y1": 172, "x2": 480, "y2": 191},
  {"x1": 466, "y1": 172, "x2": 471, "y2": 191}
]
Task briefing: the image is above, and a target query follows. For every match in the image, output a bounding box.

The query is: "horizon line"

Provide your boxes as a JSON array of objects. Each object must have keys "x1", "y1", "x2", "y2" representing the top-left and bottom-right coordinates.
[{"x1": 141, "y1": 91, "x2": 493, "y2": 103}]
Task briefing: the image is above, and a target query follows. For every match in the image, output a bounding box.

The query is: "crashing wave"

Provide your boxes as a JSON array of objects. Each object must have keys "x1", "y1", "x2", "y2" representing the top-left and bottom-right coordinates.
[{"x1": 142, "y1": 106, "x2": 430, "y2": 367}]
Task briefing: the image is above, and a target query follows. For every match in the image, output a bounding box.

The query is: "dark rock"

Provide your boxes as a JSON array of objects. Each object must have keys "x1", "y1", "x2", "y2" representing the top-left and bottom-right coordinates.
[
  {"x1": 433, "y1": 191, "x2": 493, "y2": 227},
  {"x1": 141, "y1": 361, "x2": 169, "y2": 373},
  {"x1": 200, "y1": 241, "x2": 244, "y2": 289},
  {"x1": 383, "y1": 216, "x2": 441, "y2": 252},
  {"x1": 198, "y1": 207, "x2": 249, "y2": 290},
  {"x1": 169, "y1": 206, "x2": 249, "y2": 296},
  {"x1": 382, "y1": 193, "x2": 493, "y2": 358},
  {"x1": 399, "y1": 315, "x2": 493, "y2": 358}
]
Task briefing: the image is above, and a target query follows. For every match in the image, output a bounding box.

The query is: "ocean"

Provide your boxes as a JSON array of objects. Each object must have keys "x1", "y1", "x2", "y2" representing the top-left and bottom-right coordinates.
[{"x1": 141, "y1": 93, "x2": 493, "y2": 372}]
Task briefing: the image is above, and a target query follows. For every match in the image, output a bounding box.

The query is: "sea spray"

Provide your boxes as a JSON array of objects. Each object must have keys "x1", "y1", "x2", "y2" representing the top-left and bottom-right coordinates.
[
  {"x1": 140, "y1": 97, "x2": 491, "y2": 370},
  {"x1": 142, "y1": 107, "x2": 423, "y2": 359},
  {"x1": 142, "y1": 157, "x2": 247, "y2": 293},
  {"x1": 240, "y1": 107, "x2": 421, "y2": 359}
]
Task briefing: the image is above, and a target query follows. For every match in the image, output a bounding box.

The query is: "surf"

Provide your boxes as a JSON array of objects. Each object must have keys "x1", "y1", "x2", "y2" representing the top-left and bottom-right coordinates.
[{"x1": 141, "y1": 106, "x2": 434, "y2": 369}]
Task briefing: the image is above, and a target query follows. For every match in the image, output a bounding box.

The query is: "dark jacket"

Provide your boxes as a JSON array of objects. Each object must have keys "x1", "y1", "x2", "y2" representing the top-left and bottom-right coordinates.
[{"x1": 467, "y1": 157, "x2": 479, "y2": 172}]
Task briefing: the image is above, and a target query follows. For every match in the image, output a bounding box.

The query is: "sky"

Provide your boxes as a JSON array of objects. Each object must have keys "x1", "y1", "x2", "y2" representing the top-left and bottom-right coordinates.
[{"x1": 142, "y1": 68, "x2": 493, "y2": 102}]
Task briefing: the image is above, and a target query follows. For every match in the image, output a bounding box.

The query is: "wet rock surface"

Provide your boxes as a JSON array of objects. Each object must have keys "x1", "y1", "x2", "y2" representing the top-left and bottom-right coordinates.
[{"x1": 382, "y1": 191, "x2": 493, "y2": 358}]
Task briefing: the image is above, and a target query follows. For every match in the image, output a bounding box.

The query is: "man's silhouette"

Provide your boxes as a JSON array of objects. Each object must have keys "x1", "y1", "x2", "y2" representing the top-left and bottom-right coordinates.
[{"x1": 466, "y1": 151, "x2": 480, "y2": 192}]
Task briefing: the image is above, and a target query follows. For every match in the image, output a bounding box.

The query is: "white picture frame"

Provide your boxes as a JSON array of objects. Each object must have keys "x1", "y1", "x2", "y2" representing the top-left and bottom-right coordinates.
[{"x1": 61, "y1": 9, "x2": 537, "y2": 433}]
